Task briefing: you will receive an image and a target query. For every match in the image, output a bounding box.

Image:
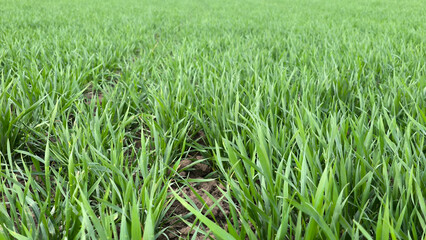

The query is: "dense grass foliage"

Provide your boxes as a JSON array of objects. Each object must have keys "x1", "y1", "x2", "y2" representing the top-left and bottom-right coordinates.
[{"x1": 1, "y1": 0, "x2": 426, "y2": 239}]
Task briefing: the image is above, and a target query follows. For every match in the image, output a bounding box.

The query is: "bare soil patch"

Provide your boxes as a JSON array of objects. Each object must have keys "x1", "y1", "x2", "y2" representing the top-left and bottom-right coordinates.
[{"x1": 160, "y1": 157, "x2": 230, "y2": 240}]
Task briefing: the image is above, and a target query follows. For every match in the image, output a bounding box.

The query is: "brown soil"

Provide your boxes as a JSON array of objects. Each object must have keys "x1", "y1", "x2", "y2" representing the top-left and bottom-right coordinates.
[
  {"x1": 84, "y1": 90, "x2": 103, "y2": 106},
  {"x1": 160, "y1": 157, "x2": 230, "y2": 240},
  {"x1": 194, "y1": 130, "x2": 207, "y2": 146}
]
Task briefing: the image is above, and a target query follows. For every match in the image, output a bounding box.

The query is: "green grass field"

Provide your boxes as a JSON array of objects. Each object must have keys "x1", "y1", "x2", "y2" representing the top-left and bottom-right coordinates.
[{"x1": 1, "y1": 0, "x2": 426, "y2": 239}]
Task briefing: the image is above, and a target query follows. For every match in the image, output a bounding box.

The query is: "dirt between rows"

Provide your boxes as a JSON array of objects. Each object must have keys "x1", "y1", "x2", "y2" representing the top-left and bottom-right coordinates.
[{"x1": 160, "y1": 158, "x2": 230, "y2": 240}]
